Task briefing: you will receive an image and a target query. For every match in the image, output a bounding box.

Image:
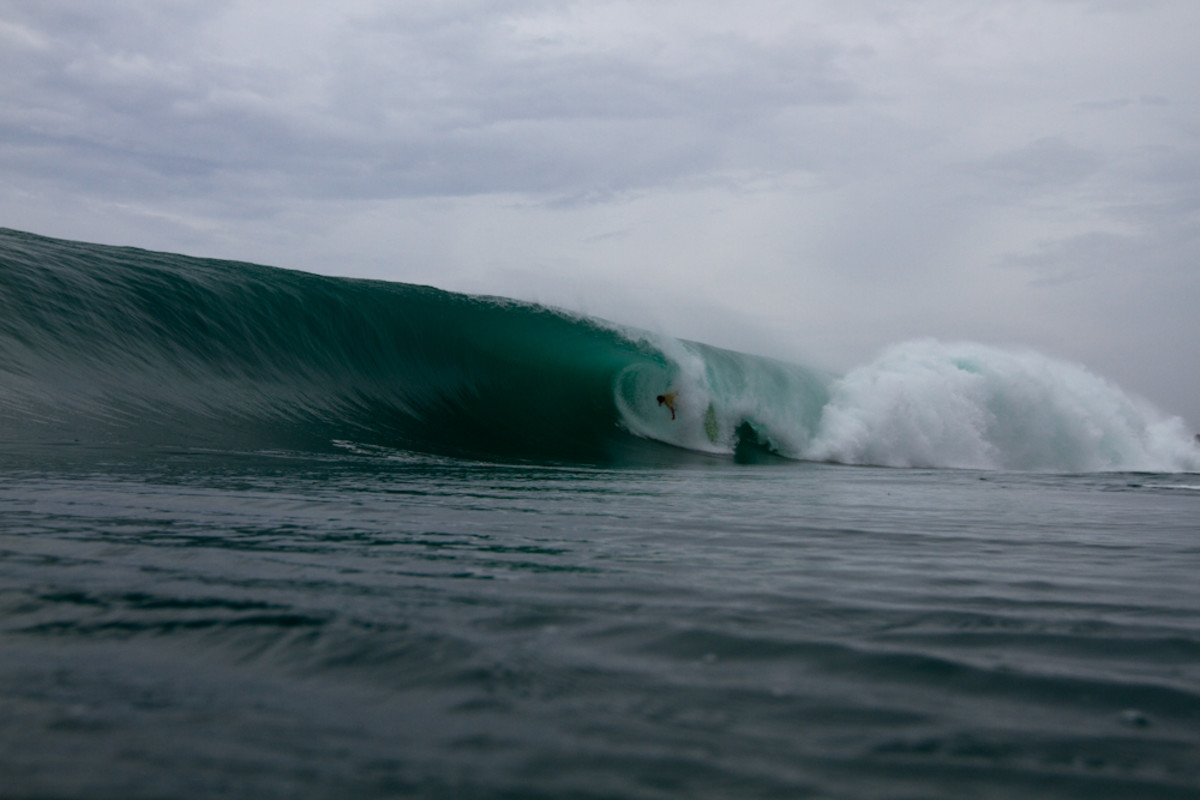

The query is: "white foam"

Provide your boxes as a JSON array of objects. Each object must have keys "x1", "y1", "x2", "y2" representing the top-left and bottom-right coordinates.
[{"x1": 804, "y1": 340, "x2": 1200, "y2": 472}]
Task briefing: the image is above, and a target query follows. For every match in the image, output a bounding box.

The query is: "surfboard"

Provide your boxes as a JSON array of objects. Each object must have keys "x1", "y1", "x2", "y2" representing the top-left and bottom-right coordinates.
[{"x1": 704, "y1": 403, "x2": 719, "y2": 444}]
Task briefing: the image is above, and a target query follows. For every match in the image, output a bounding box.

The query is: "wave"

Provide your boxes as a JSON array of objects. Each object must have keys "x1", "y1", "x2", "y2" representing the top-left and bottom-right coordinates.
[{"x1": 2, "y1": 228, "x2": 1197, "y2": 471}]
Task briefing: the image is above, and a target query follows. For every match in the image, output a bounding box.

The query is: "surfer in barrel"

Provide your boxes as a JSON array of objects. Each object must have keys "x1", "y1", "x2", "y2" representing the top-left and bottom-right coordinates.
[{"x1": 656, "y1": 391, "x2": 677, "y2": 420}]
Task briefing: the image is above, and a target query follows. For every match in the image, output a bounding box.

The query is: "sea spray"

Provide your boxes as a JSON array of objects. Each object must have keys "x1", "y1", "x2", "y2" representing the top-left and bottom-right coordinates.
[{"x1": 804, "y1": 339, "x2": 1200, "y2": 472}]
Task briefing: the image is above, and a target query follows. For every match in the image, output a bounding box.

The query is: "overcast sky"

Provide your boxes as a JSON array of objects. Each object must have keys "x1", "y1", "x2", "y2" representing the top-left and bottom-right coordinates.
[{"x1": 3, "y1": 0, "x2": 1199, "y2": 425}]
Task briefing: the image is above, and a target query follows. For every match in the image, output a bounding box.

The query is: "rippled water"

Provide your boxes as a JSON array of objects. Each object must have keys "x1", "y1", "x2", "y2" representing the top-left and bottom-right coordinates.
[{"x1": 2, "y1": 448, "x2": 1199, "y2": 798}]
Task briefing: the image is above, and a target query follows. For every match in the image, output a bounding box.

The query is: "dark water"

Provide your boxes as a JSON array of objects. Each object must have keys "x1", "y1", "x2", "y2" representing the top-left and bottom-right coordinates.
[
  {"x1": 2, "y1": 229, "x2": 1199, "y2": 797},
  {"x1": 3, "y1": 450, "x2": 1199, "y2": 798}
]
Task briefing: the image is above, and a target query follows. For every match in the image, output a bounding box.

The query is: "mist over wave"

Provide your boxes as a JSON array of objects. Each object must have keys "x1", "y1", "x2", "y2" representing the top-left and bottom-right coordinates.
[{"x1": 2, "y1": 228, "x2": 1196, "y2": 472}]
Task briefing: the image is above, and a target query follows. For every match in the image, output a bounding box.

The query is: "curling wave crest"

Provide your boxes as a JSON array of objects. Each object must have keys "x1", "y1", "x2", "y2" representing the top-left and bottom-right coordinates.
[{"x1": 2, "y1": 228, "x2": 1196, "y2": 472}]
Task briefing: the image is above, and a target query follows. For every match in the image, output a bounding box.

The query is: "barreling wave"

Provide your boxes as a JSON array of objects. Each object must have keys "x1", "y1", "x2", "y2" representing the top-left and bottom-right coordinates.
[{"x1": 2, "y1": 228, "x2": 1197, "y2": 471}]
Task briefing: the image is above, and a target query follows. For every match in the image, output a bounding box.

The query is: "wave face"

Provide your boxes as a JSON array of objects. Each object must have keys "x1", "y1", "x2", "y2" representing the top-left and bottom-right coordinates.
[{"x1": 2, "y1": 228, "x2": 1197, "y2": 471}]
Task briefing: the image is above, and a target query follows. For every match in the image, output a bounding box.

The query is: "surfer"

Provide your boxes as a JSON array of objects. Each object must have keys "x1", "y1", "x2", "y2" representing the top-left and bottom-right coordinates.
[{"x1": 656, "y1": 392, "x2": 677, "y2": 420}]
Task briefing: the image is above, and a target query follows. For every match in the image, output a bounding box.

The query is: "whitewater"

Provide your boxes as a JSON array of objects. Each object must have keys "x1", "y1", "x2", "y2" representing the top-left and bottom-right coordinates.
[{"x1": 2, "y1": 228, "x2": 1198, "y2": 800}]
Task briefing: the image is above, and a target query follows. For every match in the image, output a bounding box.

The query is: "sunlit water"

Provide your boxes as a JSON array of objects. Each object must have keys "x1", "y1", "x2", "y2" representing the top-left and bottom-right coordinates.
[{"x1": 3, "y1": 447, "x2": 1198, "y2": 799}]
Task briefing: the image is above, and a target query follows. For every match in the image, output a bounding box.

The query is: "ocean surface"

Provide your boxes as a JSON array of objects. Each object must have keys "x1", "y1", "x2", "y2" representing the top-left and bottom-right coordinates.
[{"x1": 2, "y1": 227, "x2": 1199, "y2": 798}]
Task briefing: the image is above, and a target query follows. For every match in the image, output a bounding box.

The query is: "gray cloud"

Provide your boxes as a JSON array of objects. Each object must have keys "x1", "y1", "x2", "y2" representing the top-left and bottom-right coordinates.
[
  {"x1": 1, "y1": 1, "x2": 857, "y2": 204},
  {"x1": 976, "y1": 137, "x2": 1102, "y2": 194}
]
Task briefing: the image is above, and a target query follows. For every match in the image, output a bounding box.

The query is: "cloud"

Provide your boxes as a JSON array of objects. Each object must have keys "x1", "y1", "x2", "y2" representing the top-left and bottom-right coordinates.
[
  {"x1": 0, "y1": 1, "x2": 860, "y2": 206},
  {"x1": 974, "y1": 137, "x2": 1102, "y2": 195}
]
